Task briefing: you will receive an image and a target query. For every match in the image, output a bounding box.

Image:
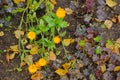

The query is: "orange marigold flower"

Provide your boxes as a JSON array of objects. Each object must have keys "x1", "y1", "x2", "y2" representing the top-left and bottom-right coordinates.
[
  {"x1": 27, "y1": 31, "x2": 36, "y2": 40},
  {"x1": 28, "y1": 64, "x2": 38, "y2": 74},
  {"x1": 54, "y1": 36, "x2": 60, "y2": 44},
  {"x1": 56, "y1": 7, "x2": 66, "y2": 18},
  {"x1": 38, "y1": 58, "x2": 47, "y2": 66}
]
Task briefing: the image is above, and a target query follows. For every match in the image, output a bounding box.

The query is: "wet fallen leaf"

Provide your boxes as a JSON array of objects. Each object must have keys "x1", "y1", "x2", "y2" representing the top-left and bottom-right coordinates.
[
  {"x1": 10, "y1": 45, "x2": 19, "y2": 52},
  {"x1": 100, "y1": 64, "x2": 106, "y2": 73},
  {"x1": 55, "y1": 68, "x2": 68, "y2": 76},
  {"x1": 50, "y1": 0, "x2": 56, "y2": 5},
  {"x1": 65, "y1": 8, "x2": 73, "y2": 15},
  {"x1": 62, "y1": 63, "x2": 70, "y2": 70},
  {"x1": 0, "y1": 31, "x2": 4, "y2": 36},
  {"x1": 114, "y1": 66, "x2": 120, "y2": 72},
  {"x1": 106, "y1": 0, "x2": 117, "y2": 7},
  {"x1": 63, "y1": 39, "x2": 75, "y2": 46},
  {"x1": 104, "y1": 20, "x2": 113, "y2": 29},
  {"x1": 14, "y1": 30, "x2": 24, "y2": 39},
  {"x1": 31, "y1": 71, "x2": 43, "y2": 80},
  {"x1": 49, "y1": 51, "x2": 56, "y2": 61}
]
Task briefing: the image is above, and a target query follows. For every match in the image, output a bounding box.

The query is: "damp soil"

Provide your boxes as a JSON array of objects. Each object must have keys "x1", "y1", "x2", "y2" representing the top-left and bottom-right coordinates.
[{"x1": 0, "y1": 0, "x2": 120, "y2": 80}]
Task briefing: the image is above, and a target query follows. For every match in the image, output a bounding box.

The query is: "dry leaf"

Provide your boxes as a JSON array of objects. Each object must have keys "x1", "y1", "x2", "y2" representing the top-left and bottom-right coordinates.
[
  {"x1": 100, "y1": 64, "x2": 106, "y2": 73},
  {"x1": 24, "y1": 55, "x2": 33, "y2": 65},
  {"x1": 118, "y1": 15, "x2": 120, "y2": 23},
  {"x1": 55, "y1": 68, "x2": 68, "y2": 76},
  {"x1": 0, "y1": 31, "x2": 4, "y2": 36},
  {"x1": 62, "y1": 63, "x2": 70, "y2": 70},
  {"x1": 50, "y1": 0, "x2": 56, "y2": 5},
  {"x1": 63, "y1": 39, "x2": 75, "y2": 46},
  {"x1": 104, "y1": 20, "x2": 113, "y2": 29},
  {"x1": 9, "y1": 52, "x2": 16, "y2": 60},
  {"x1": 31, "y1": 71, "x2": 43, "y2": 80},
  {"x1": 49, "y1": 51, "x2": 56, "y2": 61},
  {"x1": 10, "y1": 45, "x2": 19, "y2": 52},
  {"x1": 114, "y1": 66, "x2": 120, "y2": 72},
  {"x1": 116, "y1": 38, "x2": 120, "y2": 44},
  {"x1": 26, "y1": 44, "x2": 33, "y2": 49},
  {"x1": 65, "y1": 8, "x2": 73, "y2": 15},
  {"x1": 106, "y1": 0, "x2": 117, "y2": 7},
  {"x1": 6, "y1": 53, "x2": 10, "y2": 62},
  {"x1": 14, "y1": 30, "x2": 24, "y2": 39},
  {"x1": 111, "y1": 17, "x2": 117, "y2": 23}
]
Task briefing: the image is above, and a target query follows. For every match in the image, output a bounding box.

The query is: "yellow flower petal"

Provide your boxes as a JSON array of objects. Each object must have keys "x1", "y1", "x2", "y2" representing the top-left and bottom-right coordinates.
[
  {"x1": 28, "y1": 64, "x2": 38, "y2": 74},
  {"x1": 53, "y1": 36, "x2": 60, "y2": 44},
  {"x1": 56, "y1": 7, "x2": 66, "y2": 18},
  {"x1": 27, "y1": 31, "x2": 36, "y2": 40},
  {"x1": 38, "y1": 58, "x2": 47, "y2": 66}
]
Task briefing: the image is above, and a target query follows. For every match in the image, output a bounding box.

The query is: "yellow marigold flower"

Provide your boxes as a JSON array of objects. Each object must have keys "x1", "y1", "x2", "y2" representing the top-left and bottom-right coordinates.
[
  {"x1": 54, "y1": 36, "x2": 60, "y2": 44},
  {"x1": 28, "y1": 64, "x2": 38, "y2": 74},
  {"x1": 27, "y1": 31, "x2": 36, "y2": 40},
  {"x1": 38, "y1": 58, "x2": 47, "y2": 66},
  {"x1": 56, "y1": 7, "x2": 66, "y2": 18}
]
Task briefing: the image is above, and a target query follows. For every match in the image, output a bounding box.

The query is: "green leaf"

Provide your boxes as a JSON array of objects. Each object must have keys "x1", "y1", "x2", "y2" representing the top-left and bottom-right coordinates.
[
  {"x1": 106, "y1": 39, "x2": 113, "y2": 45},
  {"x1": 95, "y1": 46, "x2": 101, "y2": 54},
  {"x1": 79, "y1": 40, "x2": 85, "y2": 47},
  {"x1": 12, "y1": 8, "x2": 25, "y2": 14},
  {"x1": 94, "y1": 36, "x2": 102, "y2": 42}
]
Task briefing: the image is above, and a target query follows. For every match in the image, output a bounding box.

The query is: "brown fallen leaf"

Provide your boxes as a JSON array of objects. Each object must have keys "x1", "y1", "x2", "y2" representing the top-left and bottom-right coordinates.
[
  {"x1": 118, "y1": 15, "x2": 120, "y2": 23},
  {"x1": 6, "y1": 53, "x2": 10, "y2": 62},
  {"x1": 14, "y1": 30, "x2": 24, "y2": 39},
  {"x1": 24, "y1": 55, "x2": 33, "y2": 65},
  {"x1": 0, "y1": 31, "x2": 4, "y2": 36},
  {"x1": 104, "y1": 20, "x2": 113, "y2": 29},
  {"x1": 65, "y1": 8, "x2": 73, "y2": 15},
  {"x1": 31, "y1": 71, "x2": 43, "y2": 80},
  {"x1": 49, "y1": 51, "x2": 56, "y2": 61}
]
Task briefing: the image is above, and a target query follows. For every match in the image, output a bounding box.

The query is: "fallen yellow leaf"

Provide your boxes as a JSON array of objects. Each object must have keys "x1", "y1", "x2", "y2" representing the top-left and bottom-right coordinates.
[
  {"x1": 63, "y1": 39, "x2": 75, "y2": 46},
  {"x1": 0, "y1": 31, "x2": 4, "y2": 36},
  {"x1": 62, "y1": 63, "x2": 70, "y2": 70},
  {"x1": 104, "y1": 20, "x2": 113, "y2": 29},
  {"x1": 10, "y1": 45, "x2": 19, "y2": 52},
  {"x1": 49, "y1": 51, "x2": 56, "y2": 61},
  {"x1": 55, "y1": 68, "x2": 68, "y2": 76},
  {"x1": 30, "y1": 46, "x2": 39, "y2": 55},
  {"x1": 106, "y1": 0, "x2": 117, "y2": 7},
  {"x1": 114, "y1": 66, "x2": 120, "y2": 72},
  {"x1": 100, "y1": 64, "x2": 106, "y2": 73}
]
